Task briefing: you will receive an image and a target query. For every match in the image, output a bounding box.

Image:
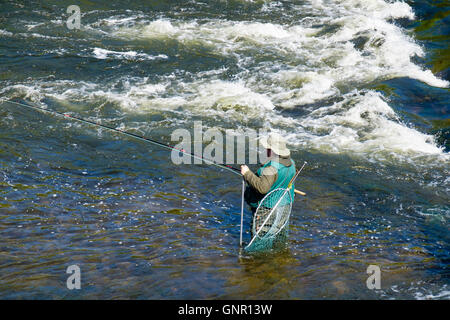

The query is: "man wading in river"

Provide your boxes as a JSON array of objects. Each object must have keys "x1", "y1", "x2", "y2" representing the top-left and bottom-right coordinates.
[{"x1": 240, "y1": 133, "x2": 296, "y2": 237}]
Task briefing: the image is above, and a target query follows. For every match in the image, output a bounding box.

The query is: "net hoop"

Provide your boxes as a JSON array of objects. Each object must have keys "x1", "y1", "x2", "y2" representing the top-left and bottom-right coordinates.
[{"x1": 245, "y1": 186, "x2": 293, "y2": 251}]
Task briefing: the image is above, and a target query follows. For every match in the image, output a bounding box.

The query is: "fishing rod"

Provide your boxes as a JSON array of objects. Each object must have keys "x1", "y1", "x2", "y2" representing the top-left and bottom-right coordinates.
[
  {"x1": 1, "y1": 99, "x2": 241, "y2": 176},
  {"x1": 0, "y1": 99, "x2": 307, "y2": 196},
  {"x1": 2, "y1": 98, "x2": 308, "y2": 249}
]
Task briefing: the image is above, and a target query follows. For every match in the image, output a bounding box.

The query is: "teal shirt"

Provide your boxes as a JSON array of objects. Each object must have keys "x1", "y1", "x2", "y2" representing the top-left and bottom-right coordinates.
[{"x1": 249, "y1": 159, "x2": 296, "y2": 208}]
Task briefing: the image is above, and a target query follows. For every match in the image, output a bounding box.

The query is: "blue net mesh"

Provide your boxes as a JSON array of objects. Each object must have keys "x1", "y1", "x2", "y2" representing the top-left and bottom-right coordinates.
[{"x1": 244, "y1": 188, "x2": 293, "y2": 253}]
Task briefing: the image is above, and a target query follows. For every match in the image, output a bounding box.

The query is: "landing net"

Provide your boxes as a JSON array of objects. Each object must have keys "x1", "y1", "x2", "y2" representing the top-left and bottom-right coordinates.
[{"x1": 244, "y1": 187, "x2": 293, "y2": 252}]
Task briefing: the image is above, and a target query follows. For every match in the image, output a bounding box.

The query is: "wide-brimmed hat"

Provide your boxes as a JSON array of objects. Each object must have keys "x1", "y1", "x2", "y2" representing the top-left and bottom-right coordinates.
[{"x1": 259, "y1": 133, "x2": 290, "y2": 157}]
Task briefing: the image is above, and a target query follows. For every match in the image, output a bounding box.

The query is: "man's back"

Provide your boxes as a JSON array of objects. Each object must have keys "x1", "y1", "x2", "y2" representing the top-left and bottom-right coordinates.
[{"x1": 243, "y1": 154, "x2": 296, "y2": 210}]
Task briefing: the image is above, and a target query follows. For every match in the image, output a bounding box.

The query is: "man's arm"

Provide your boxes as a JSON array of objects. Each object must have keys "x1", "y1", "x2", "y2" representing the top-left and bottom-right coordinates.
[{"x1": 243, "y1": 166, "x2": 277, "y2": 195}]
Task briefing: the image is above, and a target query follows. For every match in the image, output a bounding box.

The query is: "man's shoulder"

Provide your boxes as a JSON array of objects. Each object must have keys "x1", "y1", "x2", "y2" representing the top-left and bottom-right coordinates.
[
  {"x1": 261, "y1": 165, "x2": 278, "y2": 176},
  {"x1": 265, "y1": 157, "x2": 292, "y2": 168}
]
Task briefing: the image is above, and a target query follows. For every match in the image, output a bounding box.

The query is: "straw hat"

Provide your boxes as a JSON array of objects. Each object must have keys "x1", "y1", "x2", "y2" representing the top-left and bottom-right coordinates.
[{"x1": 259, "y1": 133, "x2": 290, "y2": 157}]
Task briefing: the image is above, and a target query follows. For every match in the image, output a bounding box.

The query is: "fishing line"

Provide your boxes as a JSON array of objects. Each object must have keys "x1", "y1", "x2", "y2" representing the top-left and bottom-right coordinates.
[
  {"x1": 0, "y1": 99, "x2": 242, "y2": 176},
  {"x1": 1, "y1": 98, "x2": 249, "y2": 242}
]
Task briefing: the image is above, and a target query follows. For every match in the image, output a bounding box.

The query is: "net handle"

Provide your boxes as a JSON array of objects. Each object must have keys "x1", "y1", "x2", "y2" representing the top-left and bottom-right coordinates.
[
  {"x1": 240, "y1": 178, "x2": 245, "y2": 247},
  {"x1": 288, "y1": 161, "x2": 307, "y2": 189}
]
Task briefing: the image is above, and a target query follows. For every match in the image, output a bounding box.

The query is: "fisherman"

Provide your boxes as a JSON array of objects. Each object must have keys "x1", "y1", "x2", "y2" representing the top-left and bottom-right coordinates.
[{"x1": 240, "y1": 133, "x2": 296, "y2": 235}]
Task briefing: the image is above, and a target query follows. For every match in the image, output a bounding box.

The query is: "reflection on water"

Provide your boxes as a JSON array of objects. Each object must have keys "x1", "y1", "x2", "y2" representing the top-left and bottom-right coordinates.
[{"x1": 1, "y1": 125, "x2": 447, "y2": 299}]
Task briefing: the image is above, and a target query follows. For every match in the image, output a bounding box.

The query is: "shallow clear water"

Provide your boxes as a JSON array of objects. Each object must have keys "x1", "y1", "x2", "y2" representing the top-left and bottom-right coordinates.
[{"x1": 0, "y1": 0, "x2": 448, "y2": 299}]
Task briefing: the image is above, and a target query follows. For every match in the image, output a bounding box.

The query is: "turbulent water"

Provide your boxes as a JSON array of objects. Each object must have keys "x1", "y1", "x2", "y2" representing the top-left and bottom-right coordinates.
[{"x1": 0, "y1": 0, "x2": 449, "y2": 299}]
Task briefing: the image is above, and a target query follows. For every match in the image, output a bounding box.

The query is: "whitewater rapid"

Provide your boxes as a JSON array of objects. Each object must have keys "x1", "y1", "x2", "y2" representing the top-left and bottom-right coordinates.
[{"x1": 1, "y1": 0, "x2": 449, "y2": 164}]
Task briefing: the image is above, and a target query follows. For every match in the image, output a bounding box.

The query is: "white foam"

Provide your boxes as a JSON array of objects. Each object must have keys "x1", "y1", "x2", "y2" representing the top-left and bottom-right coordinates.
[
  {"x1": 92, "y1": 48, "x2": 168, "y2": 61},
  {"x1": 112, "y1": 8, "x2": 448, "y2": 93},
  {"x1": 142, "y1": 20, "x2": 178, "y2": 36},
  {"x1": 189, "y1": 80, "x2": 275, "y2": 114},
  {"x1": 4, "y1": 76, "x2": 447, "y2": 165},
  {"x1": 282, "y1": 91, "x2": 447, "y2": 161},
  {"x1": 16, "y1": 32, "x2": 63, "y2": 40},
  {"x1": 0, "y1": 29, "x2": 13, "y2": 36},
  {"x1": 114, "y1": 19, "x2": 179, "y2": 39},
  {"x1": 25, "y1": 22, "x2": 45, "y2": 30},
  {"x1": 414, "y1": 286, "x2": 450, "y2": 300},
  {"x1": 335, "y1": 0, "x2": 415, "y2": 20},
  {"x1": 5, "y1": 0, "x2": 449, "y2": 164},
  {"x1": 273, "y1": 71, "x2": 339, "y2": 106},
  {"x1": 94, "y1": 15, "x2": 144, "y2": 27}
]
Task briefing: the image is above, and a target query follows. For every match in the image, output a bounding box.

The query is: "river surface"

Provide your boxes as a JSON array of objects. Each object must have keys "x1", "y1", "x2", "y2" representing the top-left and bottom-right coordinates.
[{"x1": 0, "y1": 0, "x2": 449, "y2": 299}]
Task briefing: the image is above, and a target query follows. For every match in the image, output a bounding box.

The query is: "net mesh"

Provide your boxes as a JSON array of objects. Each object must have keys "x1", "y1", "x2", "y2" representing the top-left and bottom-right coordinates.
[{"x1": 244, "y1": 187, "x2": 293, "y2": 253}]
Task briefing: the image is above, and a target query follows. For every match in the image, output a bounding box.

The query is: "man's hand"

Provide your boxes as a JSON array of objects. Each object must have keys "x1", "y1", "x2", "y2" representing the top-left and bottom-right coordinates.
[{"x1": 241, "y1": 165, "x2": 250, "y2": 176}]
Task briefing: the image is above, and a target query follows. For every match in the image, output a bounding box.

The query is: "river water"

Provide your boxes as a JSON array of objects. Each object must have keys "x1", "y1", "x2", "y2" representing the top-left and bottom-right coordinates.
[{"x1": 0, "y1": 0, "x2": 448, "y2": 299}]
